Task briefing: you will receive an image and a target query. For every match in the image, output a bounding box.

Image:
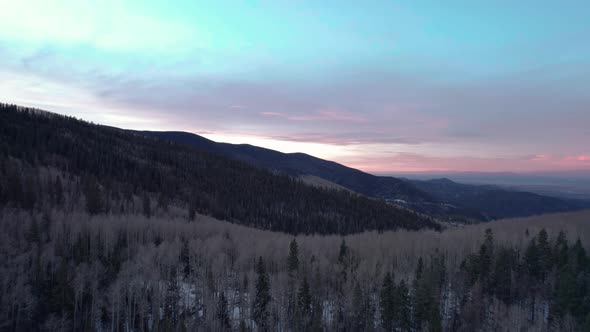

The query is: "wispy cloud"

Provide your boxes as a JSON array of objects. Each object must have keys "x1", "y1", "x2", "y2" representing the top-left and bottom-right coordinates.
[
  {"x1": 340, "y1": 152, "x2": 590, "y2": 173},
  {"x1": 260, "y1": 108, "x2": 368, "y2": 123},
  {"x1": 568, "y1": 155, "x2": 590, "y2": 162},
  {"x1": 1, "y1": 1, "x2": 590, "y2": 172}
]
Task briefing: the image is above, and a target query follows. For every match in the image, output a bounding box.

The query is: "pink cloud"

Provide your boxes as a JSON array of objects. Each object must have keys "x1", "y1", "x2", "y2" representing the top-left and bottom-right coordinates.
[
  {"x1": 337, "y1": 152, "x2": 590, "y2": 173},
  {"x1": 259, "y1": 108, "x2": 368, "y2": 123},
  {"x1": 564, "y1": 154, "x2": 590, "y2": 162}
]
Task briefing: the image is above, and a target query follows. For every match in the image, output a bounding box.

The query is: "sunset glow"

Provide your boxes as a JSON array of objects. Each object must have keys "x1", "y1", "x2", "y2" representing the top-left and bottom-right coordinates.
[{"x1": 1, "y1": 0, "x2": 589, "y2": 173}]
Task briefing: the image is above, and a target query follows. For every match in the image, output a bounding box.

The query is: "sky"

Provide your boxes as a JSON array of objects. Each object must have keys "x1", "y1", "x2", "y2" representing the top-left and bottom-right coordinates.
[{"x1": 1, "y1": 0, "x2": 590, "y2": 173}]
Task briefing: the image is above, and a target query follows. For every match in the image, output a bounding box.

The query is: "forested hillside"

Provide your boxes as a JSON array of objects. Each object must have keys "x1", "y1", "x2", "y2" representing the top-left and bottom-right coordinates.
[
  {"x1": 2, "y1": 103, "x2": 589, "y2": 332},
  {"x1": 409, "y1": 178, "x2": 589, "y2": 220},
  {"x1": 141, "y1": 130, "x2": 589, "y2": 222},
  {"x1": 0, "y1": 103, "x2": 439, "y2": 235},
  {"x1": 1, "y1": 207, "x2": 589, "y2": 331},
  {"x1": 137, "y1": 131, "x2": 435, "y2": 204}
]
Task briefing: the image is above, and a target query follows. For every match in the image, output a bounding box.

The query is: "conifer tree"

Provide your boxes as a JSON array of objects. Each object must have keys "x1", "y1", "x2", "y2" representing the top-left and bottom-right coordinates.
[
  {"x1": 479, "y1": 228, "x2": 494, "y2": 281},
  {"x1": 554, "y1": 261, "x2": 576, "y2": 318},
  {"x1": 572, "y1": 238, "x2": 588, "y2": 270},
  {"x1": 334, "y1": 238, "x2": 351, "y2": 330},
  {"x1": 491, "y1": 247, "x2": 516, "y2": 303},
  {"x1": 352, "y1": 282, "x2": 367, "y2": 332},
  {"x1": 338, "y1": 239, "x2": 350, "y2": 281},
  {"x1": 429, "y1": 306, "x2": 442, "y2": 332},
  {"x1": 415, "y1": 257, "x2": 424, "y2": 281},
  {"x1": 462, "y1": 253, "x2": 481, "y2": 285},
  {"x1": 297, "y1": 277, "x2": 312, "y2": 330},
  {"x1": 286, "y1": 238, "x2": 299, "y2": 329},
  {"x1": 554, "y1": 230, "x2": 569, "y2": 270},
  {"x1": 217, "y1": 291, "x2": 231, "y2": 330},
  {"x1": 413, "y1": 277, "x2": 432, "y2": 330},
  {"x1": 397, "y1": 279, "x2": 411, "y2": 331},
  {"x1": 253, "y1": 257, "x2": 271, "y2": 331},
  {"x1": 525, "y1": 237, "x2": 540, "y2": 279},
  {"x1": 524, "y1": 236, "x2": 542, "y2": 322},
  {"x1": 569, "y1": 239, "x2": 589, "y2": 319},
  {"x1": 412, "y1": 259, "x2": 442, "y2": 332},
  {"x1": 537, "y1": 228, "x2": 552, "y2": 280},
  {"x1": 287, "y1": 238, "x2": 299, "y2": 276},
  {"x1": 380, "y1": 272, "x2": 396, "y2": 331},
  {"x1": 412, "y1": 256, "x2": 426, "y2": 327},
  {"x1": 311, "y1": 265, "x2": 323, "y2": 331}
]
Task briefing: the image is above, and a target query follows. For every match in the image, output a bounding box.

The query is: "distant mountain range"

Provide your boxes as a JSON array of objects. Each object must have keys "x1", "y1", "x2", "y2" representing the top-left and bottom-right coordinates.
[
  {"x1": 407, "y1": 178, "x2": 589, "y2": 220},
  {"x1": 139, "y1": 130, "x2": 590, "y2": 221},
  {"x1": 396, "y1": 171, "x2": 590, "y2": 201}
]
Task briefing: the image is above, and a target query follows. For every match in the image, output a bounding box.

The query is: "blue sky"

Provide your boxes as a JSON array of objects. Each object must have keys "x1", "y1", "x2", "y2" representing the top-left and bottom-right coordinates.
[{"x1": 1, "y1": 0, "x2": 590, "y2": 172}]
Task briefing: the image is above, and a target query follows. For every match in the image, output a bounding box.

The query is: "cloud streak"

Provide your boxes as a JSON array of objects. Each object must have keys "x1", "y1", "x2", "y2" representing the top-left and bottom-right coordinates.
[
  {"x1": 341, "y1": 152, "x2": 590, "y2": 173},
  {"x1": 260, "y1": 108, "x2": 368, "y2": 123}
]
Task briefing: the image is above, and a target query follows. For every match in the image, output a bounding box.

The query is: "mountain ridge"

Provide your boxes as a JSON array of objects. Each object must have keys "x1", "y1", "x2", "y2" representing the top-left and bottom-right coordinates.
[
  {"x1": 0, "y1": 103, "x2": 440, "y2": 234},
  {"x1": 136, "y1": 131, "x2": 435, "y2": 202},
  {"x1": 138, "y1": 130, "x2": 590, "y2": 221}
]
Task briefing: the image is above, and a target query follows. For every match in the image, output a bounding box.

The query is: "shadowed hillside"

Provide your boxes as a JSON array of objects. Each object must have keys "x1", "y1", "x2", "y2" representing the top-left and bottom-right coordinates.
[
  {"x1": 140, "y1": 130, "x2": 589, "y2": 221},
  {"x1": 137, "y1": 131, "x2": 434, "y2": 203},
  {"x1": 0, "y1": 103, "x2": 439, "y2": 235},
  {"x1": 409, "y1": 178, "x2": 589, "y2": 220}
]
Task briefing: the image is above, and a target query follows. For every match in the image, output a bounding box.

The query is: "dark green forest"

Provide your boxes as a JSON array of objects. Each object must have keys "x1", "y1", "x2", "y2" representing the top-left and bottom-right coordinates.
[{"x1": 0, "y1": 103, "x2": 439, "y2": 235}]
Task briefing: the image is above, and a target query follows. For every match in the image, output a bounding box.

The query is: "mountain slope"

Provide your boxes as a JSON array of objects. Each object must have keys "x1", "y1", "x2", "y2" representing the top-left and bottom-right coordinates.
[
  {"x1": 140, "y1": 130, "x2": 589, "y2": 221},
  {"x1": 0, "y1": 103, "x2": 440, "y2": 234},
  {"x1": 409, "y1": 178, "x2": 589, "y2": 219},
  {"x1": 138, "y1": 131, "x2": 434, "y2": 203}
]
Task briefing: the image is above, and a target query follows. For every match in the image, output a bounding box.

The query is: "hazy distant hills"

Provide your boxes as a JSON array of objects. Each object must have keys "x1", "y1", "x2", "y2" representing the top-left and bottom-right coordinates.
[
  {"x1": 398, "y1": 171, "x2": 590, "y2": 201},
  {"x1": 140, "y1": 130, "x2": 590, "y2": 221},
  {"x1": 408, "y1": 178, "x2": 589, "y2": 219}
]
